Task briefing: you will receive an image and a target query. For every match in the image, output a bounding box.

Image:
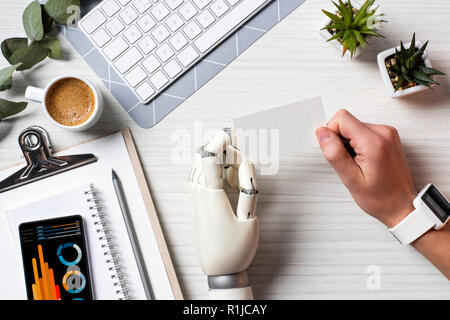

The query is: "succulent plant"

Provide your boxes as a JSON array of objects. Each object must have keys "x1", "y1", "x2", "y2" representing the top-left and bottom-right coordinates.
[
  {"x1": 388, "y1": 33, "x2": 446, "y2": 91},
  {"x1": 322, "y1": 0, "x2": 384, "y2": 58}
]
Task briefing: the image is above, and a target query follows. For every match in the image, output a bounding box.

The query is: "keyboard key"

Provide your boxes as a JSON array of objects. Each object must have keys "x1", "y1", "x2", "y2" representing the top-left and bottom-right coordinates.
[
  {"x1": 195, "y1": 0, "x2": 267, "y2": 53},
  {"x1": 151, "y1": 3, "x2": 170, "y2": 21},
  {"x1": 152, "y1": 24, "x2": 170, "y2": 43},
  {"x1": 163, "y1": 59, "x2": 182, "y2": 78},
  {"x1": 197, "y1": 9, "x2": 215, "y2": 28},
  {"x1": 164, "y1": 0, "x2": 184, "y2": 10},
  {"x1": 210, "y1": 0, "x2": 229, "y2": 17},
  {"x1": 142, "y1": 55, "x2": 161, "y2": 73},
  {"x1": 114, "y1": 47, "x2": 143, "y2": 73},
  {"x1": 119, "y1": 6, "x2": 139, "y2": 24},
  {"x1": 105, "y1": 17, "x2": 125, "y2": 36},
  {"x1": 179, "y1": 2, "x2": 198, "y2": 20},
  {"x1": 193, "y1": 0, "x2": 211, "y2": 10},
  {"x1": 118, "y1": 0, "x2": 132, "y2": 5},
  {"x1": 177, "y1": 45, "x2": 199, "y2": 67},
  {"x1": 80, "y1": 9, "x2": 107, "y2": 34},
  {"x1": 138, "y1": 35, "x2": 157, "y2": 54},
  {"x1": 125, "y1": 65, "x2": 147, "y2": 87},
  {"x1": 136, "y1": 82, "x2": 155, "y2": 101},
  {"x1": 103, "y1": 36, "x2": 129, "y2": 60},
  {"x1": 156, "y1": 43, "x2": 175, "y2": 62},
  {"x1": 137, "y1": 13, "x2": 156, "y2": 32},
  {"x1": 92, "y1": 28, "x2": 111, "y2": 47},
  {"x1": 123, "y1": 25, "x2": 143, "y2": 44},
  {"x1": 150, "y1": 71, "x2": 169, "y2": 89},
  {"x1": 169, "y1": 32, "x2": 188, "y2": 51},
  {"x1": 166, "y1": 13, "x2": 184, "y2": 32},
  {"x1": 102, "y1": 0, "x2": 121, "y2": 17},
  {"x1": 132, "y1": 0, "x2": 152, "y2": 13},
  {"x1": 182, "y1": 21, "x2": 202, "y2": 39}
]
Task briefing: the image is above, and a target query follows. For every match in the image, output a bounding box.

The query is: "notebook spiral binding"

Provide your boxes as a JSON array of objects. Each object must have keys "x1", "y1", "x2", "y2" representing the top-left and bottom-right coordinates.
[{"x1": 85, "y1": 184, "x2": 131, "y2": 300}]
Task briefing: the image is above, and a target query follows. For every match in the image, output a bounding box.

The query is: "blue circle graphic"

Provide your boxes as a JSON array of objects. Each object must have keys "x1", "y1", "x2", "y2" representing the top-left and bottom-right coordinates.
[{"x1": 57, "y1": 243, "x2": 82, "y2": 266}]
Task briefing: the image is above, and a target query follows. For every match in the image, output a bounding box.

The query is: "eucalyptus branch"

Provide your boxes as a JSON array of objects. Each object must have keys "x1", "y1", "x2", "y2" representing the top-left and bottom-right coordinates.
[{"x1": 0, "y1": 0, "x2": 80, "y2": 121}]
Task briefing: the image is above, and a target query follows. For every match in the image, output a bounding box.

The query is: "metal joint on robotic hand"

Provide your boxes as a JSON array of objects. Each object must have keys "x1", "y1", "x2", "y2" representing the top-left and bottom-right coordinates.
[
  {"x1": 240, "y1": 177, "x2": 258, "y2": 196},
  {"x1": 207, "y1": 270, "x2": 250, "y2": 290},
  {"x1": 197, "y1": 146, "x2": 216, "y2": 159}
]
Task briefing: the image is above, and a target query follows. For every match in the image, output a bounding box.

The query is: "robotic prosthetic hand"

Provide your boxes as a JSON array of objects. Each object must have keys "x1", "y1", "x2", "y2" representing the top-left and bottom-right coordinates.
[{"x1": 188, "y1": 129, "x2": 259, "y2": 300}]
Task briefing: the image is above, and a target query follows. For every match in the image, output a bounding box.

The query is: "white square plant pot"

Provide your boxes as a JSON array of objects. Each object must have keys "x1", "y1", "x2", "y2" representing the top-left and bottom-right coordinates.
[
  {"x1": 319, "y1": 0, "x2": 378, "y2": 59},
  {"x1": 377, "y1": 41, "x2": 433, "y2": 98}
]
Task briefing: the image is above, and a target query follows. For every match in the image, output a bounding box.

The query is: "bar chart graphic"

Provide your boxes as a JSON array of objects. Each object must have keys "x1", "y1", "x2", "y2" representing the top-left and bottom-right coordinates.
[{"x1": 31, "y1": 244, "x2": 61, "y2": 300}]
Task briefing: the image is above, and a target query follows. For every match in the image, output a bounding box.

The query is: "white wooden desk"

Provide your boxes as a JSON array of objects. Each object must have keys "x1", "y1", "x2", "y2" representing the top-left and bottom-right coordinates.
[{"x1": 1, "y1": 0, "x2": 449, "y2": 299}]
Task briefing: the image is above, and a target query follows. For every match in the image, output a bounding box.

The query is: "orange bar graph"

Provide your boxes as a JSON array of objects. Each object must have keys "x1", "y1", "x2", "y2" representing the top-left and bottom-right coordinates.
[
  {"x1": 48, "y1": 267, "x2": 56, "y2": 300},
  {"x1": 31, "y1": 245, "x2": 58, "y2": 300},
  {"x1": 31, "y1": 258, "x2": 42, "y2": 300}
]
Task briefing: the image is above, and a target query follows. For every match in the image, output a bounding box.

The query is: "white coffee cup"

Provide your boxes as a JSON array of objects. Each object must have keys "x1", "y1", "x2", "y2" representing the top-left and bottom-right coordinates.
[{"x1": 25, "y1": 75, "x2": 103, "y2": 131}]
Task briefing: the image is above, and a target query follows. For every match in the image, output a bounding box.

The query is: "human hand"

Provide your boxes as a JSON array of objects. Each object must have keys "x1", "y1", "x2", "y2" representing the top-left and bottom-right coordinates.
[{"x1": 315, "y1": 110, "x2": 418, "y2": 228}]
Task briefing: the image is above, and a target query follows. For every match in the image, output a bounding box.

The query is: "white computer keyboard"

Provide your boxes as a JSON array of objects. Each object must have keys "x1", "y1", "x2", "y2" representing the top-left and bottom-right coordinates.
[{"x1": 79, "y1": 0, "x2": 271, "y2": 104}]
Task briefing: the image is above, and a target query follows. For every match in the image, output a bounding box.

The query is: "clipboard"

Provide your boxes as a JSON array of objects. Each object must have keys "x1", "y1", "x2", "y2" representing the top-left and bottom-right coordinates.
[{"x1": 0, "y1": 127, "x2": 183, "y2": 300}]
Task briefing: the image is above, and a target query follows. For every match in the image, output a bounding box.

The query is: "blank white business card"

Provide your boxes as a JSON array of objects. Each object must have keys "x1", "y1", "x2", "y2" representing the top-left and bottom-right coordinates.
[{"x1": 232, "y1": 96, "x2": 325, "y2": 159}]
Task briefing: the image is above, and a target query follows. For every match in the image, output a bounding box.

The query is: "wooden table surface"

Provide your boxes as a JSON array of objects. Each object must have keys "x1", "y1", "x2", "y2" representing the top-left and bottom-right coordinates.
[{"x1": 1, "y1": 0, "x2": 449, "y2": 299}]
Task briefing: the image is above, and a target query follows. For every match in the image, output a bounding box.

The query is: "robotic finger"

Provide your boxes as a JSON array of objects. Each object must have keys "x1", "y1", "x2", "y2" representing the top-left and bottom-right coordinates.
[{"x1": 236, "y1": 160, "x2": 259, "y2": 220}]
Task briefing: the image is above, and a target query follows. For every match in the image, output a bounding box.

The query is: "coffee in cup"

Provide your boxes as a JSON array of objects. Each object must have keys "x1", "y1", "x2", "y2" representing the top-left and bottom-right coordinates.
[
  {"x1": 45, "y1": 78, "x2": 96, "y2": 126},
  {"x1": 25, "y1": 75, "x2": 103, "y2": 131}
]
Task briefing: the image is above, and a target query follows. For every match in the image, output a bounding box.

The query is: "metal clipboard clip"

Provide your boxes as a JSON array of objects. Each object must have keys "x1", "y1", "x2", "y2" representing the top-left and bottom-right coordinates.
[{"x1": 0, "y1": 126, "x2": 97, "y2": 193}]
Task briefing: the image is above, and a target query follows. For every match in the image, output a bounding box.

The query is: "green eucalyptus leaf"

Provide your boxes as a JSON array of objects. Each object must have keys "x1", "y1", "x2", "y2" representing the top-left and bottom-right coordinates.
[
  {"x1": 0, "y1": 63, "x2": 22, "y2": 91},
  {"x1": 38, "y1": 36, "x2": 61, "y2": 59},
  {"x1": 23, "y1": 1, "x2": 44, "y2": 42},
  {"x1": 44, "y1": 0, "x2": 80, "y2": 25},
  {"x1": 0, "y1": 98, "x2": 27, "y2": 121},
  {"x1": 41, "y1": 4, "x2": 56, "y2": 34},
  {"x1": 1, "y1": 38, "x2": 28, "y2": 64},
  {"x1": 10, "y1": 42, "x2": 50, "y2": 71}
]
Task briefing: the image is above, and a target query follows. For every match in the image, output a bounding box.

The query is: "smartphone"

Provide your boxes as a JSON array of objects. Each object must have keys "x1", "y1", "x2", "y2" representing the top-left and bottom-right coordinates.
[{"x1": 19, "y1": 215, "x2": 94, "y2": 300}]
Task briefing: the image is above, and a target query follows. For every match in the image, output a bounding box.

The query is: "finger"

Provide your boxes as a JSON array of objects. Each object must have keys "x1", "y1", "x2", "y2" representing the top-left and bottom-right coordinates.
[
  {"x1": 315, "y1": 126, "x2": 364, "y2": 187},
  {"x1": 204, "y1": 129, "x2": 232, "y2": 155},
  {"x1": 225, "y1": 144, "x2": 243, "y2": 169},
  {"x1": 224, "y1": 165, "x2": 239, "y2": 189},
  {"x1": 236, "y1": 160, "x2": 258, "y2": 220},
  {"x1": 327, "y1": 110, "x2": 374, "y2": 149},
  {"x1": 192, "y1": 129, "x2": 233, "y2": 190},
  {"x1": 364, "y1": 123, "x2": 400, "y2": 142},
  {"x1": 190, "y1": 146, "x2": 224, "y2": 189}
]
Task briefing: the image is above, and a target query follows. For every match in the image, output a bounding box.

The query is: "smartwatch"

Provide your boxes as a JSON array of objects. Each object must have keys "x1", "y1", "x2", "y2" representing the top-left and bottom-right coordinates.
[{"x1": 389, "y1": 184, "x2": 450, "y2": 245}]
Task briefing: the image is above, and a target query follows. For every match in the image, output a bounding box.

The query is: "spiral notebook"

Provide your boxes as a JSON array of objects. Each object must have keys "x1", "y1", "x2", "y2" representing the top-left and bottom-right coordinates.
[
  {"x1": 0, "y1": 129, "x2": 182, "y2": 300},
  {"x1": 6, "y1": 184, "x2": 135, "y2": 300}
]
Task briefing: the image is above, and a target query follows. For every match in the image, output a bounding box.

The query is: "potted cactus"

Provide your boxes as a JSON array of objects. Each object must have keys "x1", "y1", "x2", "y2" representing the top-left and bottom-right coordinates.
[
  {"x1": 377, "y1": 33, "x2": 446, "y2": 98},
  {"x1": 320, "y1": 0, "x2": 385, "y2": 59}
]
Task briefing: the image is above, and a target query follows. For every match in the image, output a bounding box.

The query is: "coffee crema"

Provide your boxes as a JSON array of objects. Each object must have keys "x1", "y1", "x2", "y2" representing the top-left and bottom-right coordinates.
[{"x1": 45, "y1": 78, "x2": 95, "y2": 126}]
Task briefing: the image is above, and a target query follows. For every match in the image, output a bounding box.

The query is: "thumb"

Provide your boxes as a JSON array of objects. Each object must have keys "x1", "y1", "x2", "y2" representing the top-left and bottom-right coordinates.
[{"x1": 315, "y1": 126, "x2": 363, "y2": 187}]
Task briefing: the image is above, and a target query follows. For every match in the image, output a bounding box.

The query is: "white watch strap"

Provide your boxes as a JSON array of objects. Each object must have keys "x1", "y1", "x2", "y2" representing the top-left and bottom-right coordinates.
[{"x1": 389, "y1": 208, "x2": 435, "y2": 244}]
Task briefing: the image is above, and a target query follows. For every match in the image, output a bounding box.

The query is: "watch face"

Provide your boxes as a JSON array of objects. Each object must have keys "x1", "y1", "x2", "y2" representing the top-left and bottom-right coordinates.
[{"x1": 422, "y1": 184, "x2": 450, "y2": 223}]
